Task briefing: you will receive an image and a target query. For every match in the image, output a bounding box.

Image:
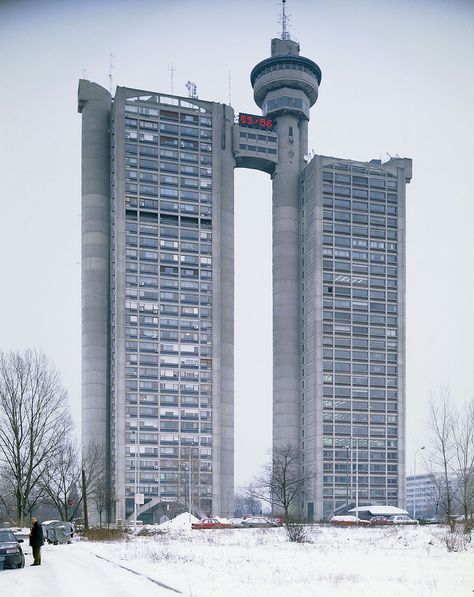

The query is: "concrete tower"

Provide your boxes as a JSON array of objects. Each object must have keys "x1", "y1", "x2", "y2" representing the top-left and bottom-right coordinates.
[{"x1": 250, "y1": 39, "x2": 321, "y2": 450}]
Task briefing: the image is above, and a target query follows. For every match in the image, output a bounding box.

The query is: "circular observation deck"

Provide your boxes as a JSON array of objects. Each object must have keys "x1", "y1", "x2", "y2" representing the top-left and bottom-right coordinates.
[{"x1": 251, "y1": 55, "x2": 322, "y2": 109}]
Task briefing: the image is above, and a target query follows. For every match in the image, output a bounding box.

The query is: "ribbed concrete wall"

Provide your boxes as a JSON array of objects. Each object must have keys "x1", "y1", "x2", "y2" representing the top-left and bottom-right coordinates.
[
  {"x1": 212, "y1": 103, "x2": 235, "y2": 517},
  {"x1": 78, "y1": 80, "x2": 111, "y2": 457},
  {"x1": 272, "y1": 114, "x2": 305, "y2": 449}
]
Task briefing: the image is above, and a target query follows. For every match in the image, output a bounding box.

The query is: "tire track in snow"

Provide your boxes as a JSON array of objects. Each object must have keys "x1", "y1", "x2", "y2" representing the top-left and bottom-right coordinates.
[{"x1": 94, "y1": 553, "x2": 182, "y2": 593}]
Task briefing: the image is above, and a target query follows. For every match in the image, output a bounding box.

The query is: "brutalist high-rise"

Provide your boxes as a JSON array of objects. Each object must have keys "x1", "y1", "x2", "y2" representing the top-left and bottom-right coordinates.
[{"x1": 79, "y1": 34, "x2": 411, "y2": 523}]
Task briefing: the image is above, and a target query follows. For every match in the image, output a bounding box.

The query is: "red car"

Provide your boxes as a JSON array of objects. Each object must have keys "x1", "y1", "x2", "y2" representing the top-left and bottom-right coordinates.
[
  {"x1": 191, "y1": 518, "x2": 230, "y2": 529},
  {"x1": 370, "y1": 516, "x2": 389, "y2": 525}
]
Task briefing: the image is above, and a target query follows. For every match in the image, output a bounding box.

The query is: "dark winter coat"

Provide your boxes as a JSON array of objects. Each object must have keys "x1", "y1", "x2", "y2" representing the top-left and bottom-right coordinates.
[{"x1": 29, "y1": 521, "x2": 44, "y2": 548}]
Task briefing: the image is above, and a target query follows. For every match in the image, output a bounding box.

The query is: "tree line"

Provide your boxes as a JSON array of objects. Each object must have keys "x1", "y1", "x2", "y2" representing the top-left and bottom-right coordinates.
[{"x1": 0, "y1": 350, "x2": 108, "y2": 527}]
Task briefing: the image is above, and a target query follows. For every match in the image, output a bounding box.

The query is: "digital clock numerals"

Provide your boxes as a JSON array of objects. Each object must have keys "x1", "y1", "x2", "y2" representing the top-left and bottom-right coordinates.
[{"x1": 239, "y1": 113, "x2": 273, "y2": 130}]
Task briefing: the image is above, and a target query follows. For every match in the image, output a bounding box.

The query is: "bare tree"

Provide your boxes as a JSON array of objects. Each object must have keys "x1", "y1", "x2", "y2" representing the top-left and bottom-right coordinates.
[
  {"x1": 247, "y1": 444, "x2": 313, "y2": 521},
  {"x1": 0, "y1": 350, "x2": 72, "y2": 526},
  {"x1": 77, "y1": 439, "x2": 108, "y2": 527},
  {"x1": 452, "y1": 400, "x2": 474, "y2": 532},
  {"x1": 426, "y1": 390, "x2": 457, "y2": 531},
  {"x1": 41, "y1": 438, "x2": 80, "y2": 521}
]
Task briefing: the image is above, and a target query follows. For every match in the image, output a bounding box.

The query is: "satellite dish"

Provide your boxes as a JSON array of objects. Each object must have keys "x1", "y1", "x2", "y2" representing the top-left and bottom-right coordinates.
[{"x1": 303, "y1": 154, "x2": 310, "y2": 162}]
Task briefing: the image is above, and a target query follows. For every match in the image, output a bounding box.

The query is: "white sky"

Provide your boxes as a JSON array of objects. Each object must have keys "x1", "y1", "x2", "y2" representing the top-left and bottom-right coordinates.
[{"x1": 0, "y1": 0, "x2": 473, "y2": 488}]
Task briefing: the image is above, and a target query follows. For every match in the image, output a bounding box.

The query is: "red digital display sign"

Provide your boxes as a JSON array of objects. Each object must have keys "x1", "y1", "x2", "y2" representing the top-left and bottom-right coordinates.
[{"x1": 239, "y1": 113, "x2": 273, "y2": 130}]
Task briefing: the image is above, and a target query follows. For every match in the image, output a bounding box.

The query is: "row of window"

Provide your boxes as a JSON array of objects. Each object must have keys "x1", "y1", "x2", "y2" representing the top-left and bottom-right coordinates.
[
  {"x1": 321, "y1": 374, "x2": 397, "y2": 386},
  {"x1": 325, "y1": 162, "x2": 396, "y2": 177},
  {"x1": 322, "y1": 425, "x2": 397, "y2": 437},
  {"x1": 322, "y1": 264, "x2": 398, "y2": 279},
  {"x1": 321, "y1": 222, "x2": 397, "y2": 240},
  {"x1": 323, "y1": 210, "x2": 398, "y2": 228},
  {"x1": 124, "y1": 101, "x2": 212, "y2": 122},
  {"x1": 124, "y1": 144, "x2": 213, "y2": 165},
  {"x1": 126, "y1": 170, "x2": 212, "y2": 190},
  {"x1": 126, "y1": 394, "x2": 211, "y2": 407},
  {"x1": 239, "y1": 131, "x2": 277, "y2": 143},
  {"x1": 125, "y1": 222, "x2": 211, "y2": 241},
  {"x1": 239, "y1": 143, "x2": 277, "y2": 155},
  {"x1": 321, "y1": 250, "x2": 398, "y2": 265},
  {"x1": 125, "y1": 120, "x2": 212, "y2": 139},
  {"x1": 323, "y1": 171, "x2": 398, "y2": 189},
  {"x1": 125, "y1": 408, "x2": 211, "y2": 420},
  {"x1": 323, "y1": 237, "x2": 397, "y2": 251},
  {"x1": 126, "y1": 156, "x2": 212, "y2": 178},
  {"x1": 323, "y1": 186, "x2": 397, "y2": 204}
]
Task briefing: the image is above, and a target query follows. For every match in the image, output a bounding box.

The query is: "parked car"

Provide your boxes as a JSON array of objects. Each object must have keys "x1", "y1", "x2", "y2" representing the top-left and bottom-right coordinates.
[
  {"x1": 242, "y1": 517, "x2": 279, "y2": 528},
  {"x1": 227, "y1": 518, "x2": 245, "y2": 527},
  {"x1": 329, "y1": 515, "x2": 371, "y2": 526},
  {"x1": 266, "y1": 517, "x2": 284, "y2": 527},
  {"x1": 388, "y1": 515, "x2": 419, "y2": 525},
  {"x1": 191, "y1": 518, "x2": 230, "y2": 530},
  {"x1": 0, "y1": 529, "x2": 25, "y2": 570},
  {"x1": 369, "y1": 516, "x2": 389, "y2": 525}
]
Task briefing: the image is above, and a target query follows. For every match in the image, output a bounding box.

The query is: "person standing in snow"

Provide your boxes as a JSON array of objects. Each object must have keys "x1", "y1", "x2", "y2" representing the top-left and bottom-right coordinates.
[{"x1": 29, "y1": 516, "x2": 44, "y2": 566}]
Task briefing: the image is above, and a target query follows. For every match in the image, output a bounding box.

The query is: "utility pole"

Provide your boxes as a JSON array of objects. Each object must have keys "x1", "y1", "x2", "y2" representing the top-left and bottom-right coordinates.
[{"x1": 413, "y1": 446, "x2": 425, "y2": 519}]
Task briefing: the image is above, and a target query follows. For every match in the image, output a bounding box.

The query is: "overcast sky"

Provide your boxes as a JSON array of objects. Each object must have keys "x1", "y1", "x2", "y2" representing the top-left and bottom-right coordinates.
[{"x1": 0, "y1": 0, "x2": 473, "y2": 487}]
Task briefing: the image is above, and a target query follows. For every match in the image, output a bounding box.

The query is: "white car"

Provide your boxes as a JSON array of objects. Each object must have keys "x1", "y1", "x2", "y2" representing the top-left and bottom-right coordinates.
[
  {"x1": 388, "y1": 515, "x2": 419, "y2": 525},
  {"x1": 227, "y1": 517, "x2": 244, "y2": 527},
  {"x1": 242, "y1": 517, "x2": 278, "y2": 528}
]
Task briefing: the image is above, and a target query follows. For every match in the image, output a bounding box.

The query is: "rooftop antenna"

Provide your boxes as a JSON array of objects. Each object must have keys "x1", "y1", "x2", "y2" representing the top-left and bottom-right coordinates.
[
  {"x1": 81, "y1": 68, "x2": 86, "y2": 80},
  {"x1": 279, "y1": 0, "x2": 291, "y2": 40},
  {"x1": 185, "y1": 81, "x2": 198, "y2": 99},
  {"x1": 228, "y1": 71, "x2": 232, "y2": 105},
  {"x1": 108, "y1": 53, "x2": 115, "y2": 94},
  {"x1": 169, "y1": 63, "x2": 176, "y2": 95}
]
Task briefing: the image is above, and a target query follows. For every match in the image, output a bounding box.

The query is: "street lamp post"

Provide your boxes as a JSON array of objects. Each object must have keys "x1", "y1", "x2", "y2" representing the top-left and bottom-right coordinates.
[
  {"x1": 355, "y1": 438, "x2": 359, "y2": 523},
  {"x1": 134, "y1": 430, "x2": 139, "y2": 531},
  {"x1": 345, "y1": 445, "x2": 350, "y2": 509},
  {"x1": 413, "y1": 446, "x2": 425, "y2": 519}
]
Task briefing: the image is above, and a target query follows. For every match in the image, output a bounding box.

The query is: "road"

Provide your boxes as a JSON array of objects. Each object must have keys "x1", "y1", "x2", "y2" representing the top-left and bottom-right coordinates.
[{"x1": 0, "y1": 541, "x2": 179, "y2": 597}]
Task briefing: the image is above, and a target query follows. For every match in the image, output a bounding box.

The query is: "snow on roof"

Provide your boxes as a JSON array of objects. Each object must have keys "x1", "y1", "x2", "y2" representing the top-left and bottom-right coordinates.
[{"x1": 348, "y1": 505, "x2": 408, "y2": 515}]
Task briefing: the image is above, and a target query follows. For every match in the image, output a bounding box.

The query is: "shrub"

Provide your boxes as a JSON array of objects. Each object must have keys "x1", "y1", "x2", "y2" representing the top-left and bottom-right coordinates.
[
  {"x1": 442, "y1": 528, "x2": 470, "y2": 552},
  {"x1": 283, "y1": 518, "x2": 310, "y2": 543},
  {"x1": 80, "y1": 528, "x2": 128, "y2": 542}
]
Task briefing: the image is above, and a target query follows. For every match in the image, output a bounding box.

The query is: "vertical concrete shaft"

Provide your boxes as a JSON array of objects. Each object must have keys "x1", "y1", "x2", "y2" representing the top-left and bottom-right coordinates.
[
  {"x1": 272, "y1": 115, "x2": 307, "y2": 449},
  {"x1": 212, "y1": 103, "x2": 235, "y2": 517},
  {"x1": 251, "y1": 39, "x2": 320, "y2": 457},
  {"x1": 78, "y1": 81, "x2": 111, "y2": 455}
]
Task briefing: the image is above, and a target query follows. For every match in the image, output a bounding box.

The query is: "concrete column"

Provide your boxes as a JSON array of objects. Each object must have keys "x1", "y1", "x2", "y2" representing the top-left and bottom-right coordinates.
[
  {"x1": 272, "y1": 114, "x2": 306, "y2": 449},
  {"x1": 78, "y1": 81, "x2": 111, "y2": 455}
]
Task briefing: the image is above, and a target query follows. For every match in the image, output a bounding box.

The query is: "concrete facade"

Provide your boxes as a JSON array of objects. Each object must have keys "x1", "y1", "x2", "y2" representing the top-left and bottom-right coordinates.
[
  {"x1": 79, "y1": 86, "x2": 235, "y2": 522},
  {"x1": 301, "y1": 155, "x2": 411, "y2": 520}
]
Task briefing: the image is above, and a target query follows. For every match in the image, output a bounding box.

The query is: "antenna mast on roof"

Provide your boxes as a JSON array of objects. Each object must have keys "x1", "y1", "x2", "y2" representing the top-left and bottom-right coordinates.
[
  {"x1": 279, "y1": 0, "x2": 291, "y2": 40},
  {"x1": 169, "y1": 63, "x2": 176, "y2": 95},
  {"x1": 108, "y1": 53, "x2": 115, "y2": 94}
]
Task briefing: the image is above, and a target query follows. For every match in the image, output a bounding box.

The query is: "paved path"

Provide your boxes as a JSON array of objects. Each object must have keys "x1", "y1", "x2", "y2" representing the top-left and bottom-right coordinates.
[{"x1": 0, "y1": 542, "x2": 178, "y2": 597}]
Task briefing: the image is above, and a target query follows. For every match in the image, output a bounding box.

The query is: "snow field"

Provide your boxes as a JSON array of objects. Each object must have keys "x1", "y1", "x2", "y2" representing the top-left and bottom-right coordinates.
[{"x1": 87, "y1": 524, "x2": 473, "y2": 597}]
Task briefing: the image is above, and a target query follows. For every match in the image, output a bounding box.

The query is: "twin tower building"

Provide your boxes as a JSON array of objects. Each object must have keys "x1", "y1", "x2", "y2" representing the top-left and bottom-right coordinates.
[{"x1": 79, "y1": 37, "x2": 412, "y2": 523}]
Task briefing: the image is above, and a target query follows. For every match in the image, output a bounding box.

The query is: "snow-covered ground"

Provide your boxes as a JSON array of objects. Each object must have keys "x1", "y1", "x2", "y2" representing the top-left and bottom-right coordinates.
[{"x1": 1, "y1": 522, "x2": 472, "y2": 597}]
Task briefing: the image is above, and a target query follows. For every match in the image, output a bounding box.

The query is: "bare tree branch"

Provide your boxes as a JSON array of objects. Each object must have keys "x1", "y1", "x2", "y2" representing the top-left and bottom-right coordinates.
[
  {"x1": 0, "y1": 350, "x2": 72, "y2": 526},
  {"x1": 247, "y1": 444, "x2": 313, "y2": 521}
]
